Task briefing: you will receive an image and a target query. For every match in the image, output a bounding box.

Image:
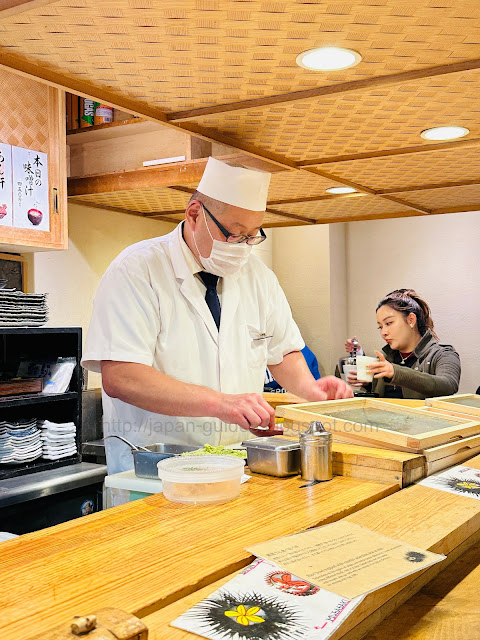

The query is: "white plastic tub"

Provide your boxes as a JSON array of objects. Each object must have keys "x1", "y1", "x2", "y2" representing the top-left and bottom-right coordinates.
[{"x1": 156, "y1": 455, "x2": 245, "y2": 505}]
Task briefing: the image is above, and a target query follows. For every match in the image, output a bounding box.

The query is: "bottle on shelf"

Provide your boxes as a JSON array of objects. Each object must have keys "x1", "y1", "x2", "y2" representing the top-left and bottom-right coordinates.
[{"x1": 94, "y1": 104, "x2": 114, "y2": 125}]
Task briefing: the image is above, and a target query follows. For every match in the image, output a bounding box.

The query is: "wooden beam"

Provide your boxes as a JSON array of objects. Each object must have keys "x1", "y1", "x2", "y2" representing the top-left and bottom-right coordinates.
[
  {"x1": 432, "y1": 203, "x2": 480, "y2": 215},
  {"x1": 138, "y1": 214, "x2": 185, "y2": 223},
  {"x1": 303, "y1": 167, "x2": 377, "y2": 195},
  {"x1": 303, "y1": 167, "x2": 433, "y2": 216},
  {"x1": 311, "y1": 209, "x2": 435, "y2": 225},
  {"x1": 0, "y1": 51, "x2": 295, "y2": 178},
  {"x1": 68, "y1": 198, "x2": 147, "y2": 218},
  {"x1": 169, "y1": 185, "x2": 196, "y2": 195},
  {"x1": 266, "y1": 208, "x2": 316, "y2": 224},
  {"x1": 166, "y1": 58, "x2": 480, "y2": 121},
  {"x1": 263, "y1": 220, "x2": 310, "y2": 228},
  {"x1": 0, "y1": 0, "x2": 59, "y2": 19},
  {"x1": 268, "y1": 193, "x2": 368, "y2": 206},
  {"x1": 380, "y1": 194, "x2": 432, "y2": 215},
  {"x1": 378, "y1": 178, "x2": 480, "y2": 195},
  {"x1": 142, "y1": 210, "x2": 185, "y2": 218},
  {"x1": 297, "y1": 138, "x2": 480, "y2": 166},
  {"x1": 69, "y1": 199, "x2": 183, "y2": 224},
  {"x1": 0, "y1": 52, "x2": 170, "y2": 123},
  {"x1": 176, "y1": 122, "x2": 297, "y2": 170},
  {"x1": 187, "y1": 137, "x2": 212, "y2": 161},
  {"x1": 68, "y1": 159, "x2": 210, "y2": 197}
]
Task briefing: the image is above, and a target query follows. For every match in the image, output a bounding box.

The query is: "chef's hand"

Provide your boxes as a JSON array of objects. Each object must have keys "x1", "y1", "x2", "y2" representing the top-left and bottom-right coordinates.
[
  {"x1": 345, "y1": 336, "x2": 362, "y2": 354},
  {"x1": 346, "y1": 369, "x2": 364, "y2": 387},
  {"x1": 216, "y1": 392, "x2": 276, "y2": 431},
  {"x1": 304, "y1": 376, "x2": 353, "y2": 401},
  {"x1": 368, "y1": 351, "x2": 394, "y2": 379}
]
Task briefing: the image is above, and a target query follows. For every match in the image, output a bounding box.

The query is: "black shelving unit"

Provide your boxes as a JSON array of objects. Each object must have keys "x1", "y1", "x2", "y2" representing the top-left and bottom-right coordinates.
[{"x1": 0, "y1": 327, "x2": 82, "y2": 480}]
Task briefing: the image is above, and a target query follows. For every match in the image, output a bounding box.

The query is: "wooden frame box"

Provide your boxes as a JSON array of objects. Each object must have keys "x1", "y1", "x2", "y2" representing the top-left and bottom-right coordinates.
[
  {"x1": 426, "y1": 393, "x2": 480, "y2": 418},
  {"x1": 277, "y1": 398, "x2": 480, "y2": 452},
  {"x1": 307, "y1": 407, "x2": 480, "y2": 476}
]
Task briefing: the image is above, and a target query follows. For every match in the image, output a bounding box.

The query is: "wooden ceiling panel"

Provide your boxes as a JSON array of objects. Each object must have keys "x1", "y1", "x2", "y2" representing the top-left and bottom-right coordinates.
[
  {"x1": 270, "y1": 194, "x2": 413, "y2": 222},
  {"x1": 318, "y1": 146, "x2": 480, "y2": 192},
  {"x1": 161, "y1": 168, "x2": 338, "y2": 202},
  {"x1": 399, "y1": 184, "x2": 480, "y2": 211},
  {"x1": 268, "y1": 170, "x2": 338, "y2": 202},
  {"x1": 188, "y1": 70, "x2": 480, "y2": 161},
  {"x1": 1, "y1": 1, "x2": 480, "y2": 112},
  {"x1": 69, "y1": 187, "x2": 190, "y2": 213},
  {"x1": 9, "y1": 1, "x2": 480, "y2": 226}
]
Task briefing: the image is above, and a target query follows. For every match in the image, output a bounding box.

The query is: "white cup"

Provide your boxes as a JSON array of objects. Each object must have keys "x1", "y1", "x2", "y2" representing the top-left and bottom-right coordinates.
[
  {"x1": 341, "y1": 364, "x2": 357, "y2": 383},
  {"x1": 355, "y1": 355, "x2": 378, "y2": 383}
]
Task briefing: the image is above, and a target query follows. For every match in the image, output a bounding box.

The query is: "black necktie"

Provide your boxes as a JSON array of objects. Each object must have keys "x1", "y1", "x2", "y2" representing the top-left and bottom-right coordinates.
[{"x1": 199, "y1": 272, "x2": 221, "y2": 330}]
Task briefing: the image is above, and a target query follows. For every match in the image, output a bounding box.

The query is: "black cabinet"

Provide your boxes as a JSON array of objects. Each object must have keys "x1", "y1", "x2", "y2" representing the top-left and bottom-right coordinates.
[{"x1": 0, "y1": 327, "x2": 82, "y2": 480}]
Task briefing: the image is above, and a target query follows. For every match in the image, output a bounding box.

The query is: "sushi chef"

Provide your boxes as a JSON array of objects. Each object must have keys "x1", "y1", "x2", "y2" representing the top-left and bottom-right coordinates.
[{"x1": 82, "y1": 158, "x2": 352, "y2": 473}]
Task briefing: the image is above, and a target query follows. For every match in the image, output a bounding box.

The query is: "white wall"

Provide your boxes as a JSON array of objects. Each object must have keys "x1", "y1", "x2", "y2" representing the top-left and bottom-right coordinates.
[
  {"x1": 27, "y1": 202, "x2": 176, "y2": 388},
  {"x1": 271, "y1": 224, "x2": 347, "y2": 375},
  {"x1": 346, "y1": 210, "x2": 480, "y2": 393}
]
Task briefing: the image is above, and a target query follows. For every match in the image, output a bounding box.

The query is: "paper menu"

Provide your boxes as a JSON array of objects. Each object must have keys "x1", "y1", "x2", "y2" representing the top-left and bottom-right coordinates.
[
  {"x1": 418, "y1": 465, "x2": 480, "y2": 501},
  {"x1": 0, "y1": 143, "x2": 13, "y2": 227},
  {"x1": 12, "y1": 146, "x2": 49, "y2": 231},
  {"x1": 247, "y1": 521, "x2": 445, "y2": 600},
  {"x1": 171, "y1": 558, "x2": 364, "y2": 640}
]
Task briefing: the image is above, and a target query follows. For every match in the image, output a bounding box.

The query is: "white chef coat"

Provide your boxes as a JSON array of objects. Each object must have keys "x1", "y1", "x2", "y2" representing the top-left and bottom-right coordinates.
[{"x1": 82, "y1": 223, "x2": 304, "y2": 473}]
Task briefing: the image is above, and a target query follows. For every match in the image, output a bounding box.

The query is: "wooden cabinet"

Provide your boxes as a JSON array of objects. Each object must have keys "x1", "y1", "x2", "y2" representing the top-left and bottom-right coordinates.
[{"x1": 0, "y1": 68, "x2": 67, "y2": 252}]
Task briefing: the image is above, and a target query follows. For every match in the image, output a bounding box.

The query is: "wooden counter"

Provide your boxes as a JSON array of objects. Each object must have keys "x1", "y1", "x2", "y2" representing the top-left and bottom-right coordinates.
[
  {"x1": 142, "y1": 454, "x2": 480, "y2": 640},
  {"x1": 364, "y1": 539, "x2": 480, "y2": 639},
  {"x1": 0, "y1": 473, "x2": 396, "y2": 640}
]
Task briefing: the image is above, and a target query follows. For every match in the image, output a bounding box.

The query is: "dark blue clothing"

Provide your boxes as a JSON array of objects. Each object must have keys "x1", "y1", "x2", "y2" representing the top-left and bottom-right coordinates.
[{"x1": 264, "y1": 345, "x2": 320, "y2": 392}]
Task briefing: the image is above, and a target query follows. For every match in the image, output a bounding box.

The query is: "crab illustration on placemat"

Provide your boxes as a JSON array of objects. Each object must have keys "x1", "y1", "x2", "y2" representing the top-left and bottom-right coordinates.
[{"x1": 265, "y1": 570, "x2": 320, "y2": 597}]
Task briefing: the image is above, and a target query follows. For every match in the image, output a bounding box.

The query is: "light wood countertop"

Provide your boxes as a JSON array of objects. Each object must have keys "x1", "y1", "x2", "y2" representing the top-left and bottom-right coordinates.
[{"x1": 0, "y1": 472, "x2": 397, "y2": 640}]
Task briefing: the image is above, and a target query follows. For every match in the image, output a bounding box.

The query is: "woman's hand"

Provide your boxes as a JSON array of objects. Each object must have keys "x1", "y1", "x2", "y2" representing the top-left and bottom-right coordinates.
[
  {"x1": 345, "y1": 336, "x2": 362, "y2": 354},
  {"x1": 346, "y1": 369, "x2": 364, "y2": 387},
  {"x1": 368, "y1": 351, "x2": 394, "y2": 379}
]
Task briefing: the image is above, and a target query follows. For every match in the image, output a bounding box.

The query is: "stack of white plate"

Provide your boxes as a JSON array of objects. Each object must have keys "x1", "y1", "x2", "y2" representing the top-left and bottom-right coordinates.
[
  {"x1": 0, "y1": 288, "x2": 48, "y2": 327},
  {"x1": 0, "y1": 419, "x2": 42, "y2": 464},
  {"x1": 39, "y1": 420, "x2": 77, "y2": 460}
]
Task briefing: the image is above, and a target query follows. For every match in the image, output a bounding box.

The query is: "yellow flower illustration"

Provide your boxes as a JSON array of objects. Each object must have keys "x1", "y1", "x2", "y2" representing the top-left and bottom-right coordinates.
[{"x1": 224, "y1": 604, "x2": 265, "y2": 626}]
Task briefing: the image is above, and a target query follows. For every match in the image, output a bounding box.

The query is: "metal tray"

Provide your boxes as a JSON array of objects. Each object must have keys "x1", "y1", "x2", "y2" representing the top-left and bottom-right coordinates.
[
  {"x1": 104, "y1": 436, "x2": 199, "y2": 479},
  {"x1": 242, "y1": 436, "x2": 300, "y2": 477}
]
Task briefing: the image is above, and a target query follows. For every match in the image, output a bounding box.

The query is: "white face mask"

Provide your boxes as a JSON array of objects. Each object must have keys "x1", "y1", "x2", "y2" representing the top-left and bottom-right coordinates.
[{"x1": 193, "y1": 207, "x2": 253, "y2": 277}]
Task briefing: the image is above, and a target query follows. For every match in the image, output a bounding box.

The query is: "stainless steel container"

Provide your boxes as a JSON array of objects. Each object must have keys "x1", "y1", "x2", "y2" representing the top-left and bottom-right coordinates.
[
  {"x1": 300, "y1": 421, "x2": 333, "y2": 482},
  {"x1": 134, "y1": 443, "x2": 200, "y2": 479},
  {"x1": 242, "y1": 437, "x2": 300, "y2": 477},
  {"x1": 104, "y1": 435, "x2": 199, "y2": 479}
]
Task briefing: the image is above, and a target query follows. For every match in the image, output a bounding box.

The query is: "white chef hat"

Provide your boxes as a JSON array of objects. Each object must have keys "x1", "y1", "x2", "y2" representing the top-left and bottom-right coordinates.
[{"x1": 196, "y1": 157, "x2": 271, "y2": 212}]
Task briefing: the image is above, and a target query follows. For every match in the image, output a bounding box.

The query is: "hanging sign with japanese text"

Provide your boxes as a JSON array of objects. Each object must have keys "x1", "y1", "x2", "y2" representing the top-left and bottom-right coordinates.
[
  {"x1": 0, "y1": 143, "x2": 13, "y2": 227},
  {"x1": 12, "y1": 146, "x2": 49, "y2": 231}
]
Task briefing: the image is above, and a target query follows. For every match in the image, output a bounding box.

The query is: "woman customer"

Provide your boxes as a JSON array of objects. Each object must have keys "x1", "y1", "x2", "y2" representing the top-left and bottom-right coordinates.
[{"x1": 345, "y1": 289, "x2": 460, "y2": 399}]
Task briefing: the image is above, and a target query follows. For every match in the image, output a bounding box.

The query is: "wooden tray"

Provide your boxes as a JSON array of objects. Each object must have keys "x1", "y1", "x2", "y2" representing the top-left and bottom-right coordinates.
[
  {"x1": 277, "y1": 397, "x2": 480, "y2": 452},
  {"x1": 426, "y1": 393, "x2": 480, "y2": 418},
  {"x1": 263, "y1": 391, "x2": 305, "y2": 409},
  {"x1": 0, "y1": 378, "x2": 43, "y2": 396}
]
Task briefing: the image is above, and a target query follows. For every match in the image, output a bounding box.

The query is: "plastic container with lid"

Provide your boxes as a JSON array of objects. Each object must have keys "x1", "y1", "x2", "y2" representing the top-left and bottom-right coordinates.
[{"x1": 156, "y1": 455, "x2": 245, "y2": 505}]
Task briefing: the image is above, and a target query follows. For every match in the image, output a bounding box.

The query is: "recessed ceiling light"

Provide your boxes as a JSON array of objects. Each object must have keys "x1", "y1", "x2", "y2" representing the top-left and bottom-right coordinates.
[
  {"x1": 420, "y1": 126, "x2": 470, "y2": 141},
  {"x1": 296, "y1": 47, "x2": 362, "y2": 71},
  {"x1": 326, "y1": 186, "x2": 357, "y2": 195}
]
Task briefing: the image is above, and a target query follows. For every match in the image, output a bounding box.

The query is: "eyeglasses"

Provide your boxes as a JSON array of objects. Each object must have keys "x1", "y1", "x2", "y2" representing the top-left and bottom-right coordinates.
[{"x1": 202, "y1": 204, "x2": 267, "y2": 245}]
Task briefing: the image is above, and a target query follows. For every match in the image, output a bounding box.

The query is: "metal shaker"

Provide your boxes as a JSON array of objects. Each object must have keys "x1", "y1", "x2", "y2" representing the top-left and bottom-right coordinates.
[{"x1": 300, "y1": 421, "x2": 333, "y2": 482}]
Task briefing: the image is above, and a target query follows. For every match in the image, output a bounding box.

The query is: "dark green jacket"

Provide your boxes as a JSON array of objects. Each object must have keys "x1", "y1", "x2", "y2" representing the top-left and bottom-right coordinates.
[{"x1": 372, "y1": 329, "x2": 461, "y2": 399}]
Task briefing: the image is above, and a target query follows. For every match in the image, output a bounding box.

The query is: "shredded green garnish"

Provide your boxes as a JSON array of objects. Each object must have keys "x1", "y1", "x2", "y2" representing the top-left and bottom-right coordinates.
[{"x1": 182, "y1": 444, "x2": 247, "y2": 459}]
